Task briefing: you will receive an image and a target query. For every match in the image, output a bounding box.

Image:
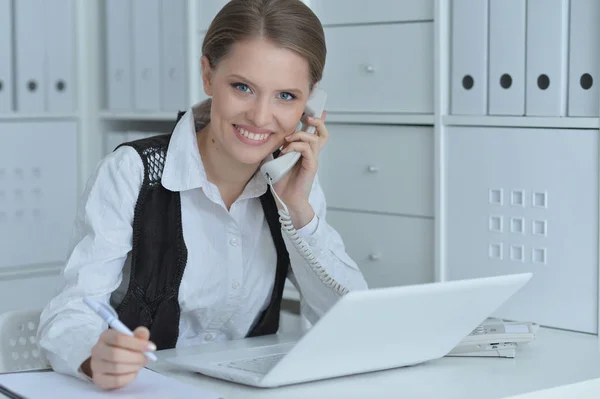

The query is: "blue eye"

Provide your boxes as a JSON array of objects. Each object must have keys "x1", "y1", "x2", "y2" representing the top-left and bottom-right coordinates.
[
  {"x1": 233, "y1": 83, "x2": 252, "y2": 93},
  {"x1": 279, "y1": 92, "x2": 295, "y2": 101}
]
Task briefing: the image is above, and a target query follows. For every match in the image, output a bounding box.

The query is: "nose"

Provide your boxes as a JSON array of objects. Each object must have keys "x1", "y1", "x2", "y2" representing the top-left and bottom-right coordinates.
[{"x1": 248, "y1": 96, "x2": 273, "y2": 127}]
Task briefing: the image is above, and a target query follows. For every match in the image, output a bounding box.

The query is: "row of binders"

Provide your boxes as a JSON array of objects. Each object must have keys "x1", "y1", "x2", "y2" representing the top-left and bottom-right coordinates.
[
  {"x1": 105, "y1": 0, "x2": 190, "y2": 113},
  {"x1": 0, "y1": 0, "x2": 75, "y2": 113},
  {"x1": 451, "y1": 0, "x2": 599, "y2": 117}
]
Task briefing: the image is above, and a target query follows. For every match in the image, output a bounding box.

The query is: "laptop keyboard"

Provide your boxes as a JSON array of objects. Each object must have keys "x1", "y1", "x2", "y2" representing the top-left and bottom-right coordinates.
[{"x1": 218, "y1": 353, "x2": 286, "y2": 375}]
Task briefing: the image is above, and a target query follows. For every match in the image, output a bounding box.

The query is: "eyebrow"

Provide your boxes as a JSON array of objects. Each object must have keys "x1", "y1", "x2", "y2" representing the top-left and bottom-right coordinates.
[{"x1": 228, "y1": 74, "x2": 305, "y2": 96}]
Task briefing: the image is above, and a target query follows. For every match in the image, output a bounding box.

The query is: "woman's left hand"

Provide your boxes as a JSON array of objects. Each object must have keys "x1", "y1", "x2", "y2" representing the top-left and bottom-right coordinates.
[{"x1": 273, "y1": 111, "x2": 328, "y2": 229}]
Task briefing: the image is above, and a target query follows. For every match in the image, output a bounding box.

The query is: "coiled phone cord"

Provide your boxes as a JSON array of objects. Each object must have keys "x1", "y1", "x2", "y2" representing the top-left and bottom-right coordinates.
[{"x1": 267, "y1": 178, "x2": 349, "y2": 296}]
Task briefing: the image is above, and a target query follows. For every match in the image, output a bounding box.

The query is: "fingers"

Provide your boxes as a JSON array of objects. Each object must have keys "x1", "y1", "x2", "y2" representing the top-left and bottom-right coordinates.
[
  {"x1": 90, "y1": 345, "x2": 145, "y2": 390},
  {"x1": 285, "y1": 112, "x2": 329, "y2": 155},
  {"x1": 306, "y1": 114, "x2": 329, "y2": 143},
  {"x1": 285, "y1": 131, "x2": 319, "y2": 144},
  {"x1": 281, "y1": 141, "x2": 316, "y2": 170},
  {"x1": 89, "y1": 328, "x2": 155, "y2": 390},
  {"x1": 285, "y1": 131, "x2": 320, "y2": 155},
  {"x1": 102, "y1": 328, "x2": 156, "y2": 354},
  {"x1": 92, "y1": 341, "x2": 147, "y2": 365},
  {"x1": 94, "y1": 370, "x2": 139, "y2": 390},
  {"x1": 133, "y1": 326, "x2": 151, "y2": 341},
  {"x1": 94, "y1": 358, "x2": 146, "y2": 374}
]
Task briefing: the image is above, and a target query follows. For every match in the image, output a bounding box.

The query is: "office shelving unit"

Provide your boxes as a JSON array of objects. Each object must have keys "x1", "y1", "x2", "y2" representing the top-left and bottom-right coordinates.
[{"x1": 435, "y1": 0, "x2": 600, "y2": 337}]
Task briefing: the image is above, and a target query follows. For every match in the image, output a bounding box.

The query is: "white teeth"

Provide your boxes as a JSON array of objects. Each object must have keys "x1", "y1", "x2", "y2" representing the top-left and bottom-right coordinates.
[{"x1": 236, "y1": 125, "x2": 269, "y2": 141}]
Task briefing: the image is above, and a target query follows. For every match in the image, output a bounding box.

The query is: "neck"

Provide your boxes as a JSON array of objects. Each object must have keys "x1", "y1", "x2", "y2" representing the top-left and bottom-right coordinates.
[{"x1": 197, "y1": 123, "x2": 260, "y2": 207}]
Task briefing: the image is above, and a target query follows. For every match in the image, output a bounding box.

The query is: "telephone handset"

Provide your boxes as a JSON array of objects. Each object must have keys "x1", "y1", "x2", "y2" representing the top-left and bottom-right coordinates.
[
  {"x1": 261, "y1": 88, "x2": 348, "y2": 296},
  {"x1": 259, "y1": 88, "x2": 327, "y2": 184}
]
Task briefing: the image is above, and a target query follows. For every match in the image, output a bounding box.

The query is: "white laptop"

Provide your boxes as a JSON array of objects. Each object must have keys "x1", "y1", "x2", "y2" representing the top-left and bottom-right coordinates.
[{"x1": 166, "y1": 273, "x2": 532, "y2": 388}]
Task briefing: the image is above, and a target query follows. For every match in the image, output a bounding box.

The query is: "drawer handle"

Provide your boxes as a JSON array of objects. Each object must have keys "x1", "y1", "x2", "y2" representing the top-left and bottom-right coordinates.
[
  {"x1": 366, "y1": 165, "x2": 379, "y2": 173},
  {"x1": 368, "y1": 253, "x2": 381, "y2": 261},
  {"x1": 365, "y1": 65, "x2": 375, "y2": 74}
]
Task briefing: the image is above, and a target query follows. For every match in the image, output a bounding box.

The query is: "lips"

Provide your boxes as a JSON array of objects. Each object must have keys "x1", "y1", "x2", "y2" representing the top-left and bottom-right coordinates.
[{"x1": 233, "y1": 124, "x2": 272, "y2": 145}]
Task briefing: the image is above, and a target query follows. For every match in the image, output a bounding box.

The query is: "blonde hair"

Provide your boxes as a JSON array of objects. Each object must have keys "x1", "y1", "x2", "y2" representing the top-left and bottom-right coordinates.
[{"x1": 193, "y1": 0, "x2": 326, "y2": 123}]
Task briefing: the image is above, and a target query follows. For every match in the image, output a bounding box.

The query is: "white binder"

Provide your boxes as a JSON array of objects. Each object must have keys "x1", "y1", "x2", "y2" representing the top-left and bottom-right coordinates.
[
  {"x1": 568, "y1": 0, "x2": 600, "y2": 117},
  {"x1": 14, "y1": 0, "x2": 46, "y2": 112},
  {"x1": 488, "y1": 0, "x2": 526, "y2": 115},
  {"x1": 525, "y1": 0, "x2": 568, "y2": 116},
  {"x1": 105, "y1": 0, "x2": 133, "y2": 111},
  {"x1": 0, "y1": 0, "x2": 13, "y2": 113},
  {"x1": 44, "y1": 0, "x2": 75, "y2": 113},
  {"x1": 132, "y1": 0, "x2": 161, "y2": 111},
  {"x1": 160, "y1": 0, "x2": 188, "y2": 112},
  {"x1": 450, "y1": 0, "x2": 488, "y2": 115}
]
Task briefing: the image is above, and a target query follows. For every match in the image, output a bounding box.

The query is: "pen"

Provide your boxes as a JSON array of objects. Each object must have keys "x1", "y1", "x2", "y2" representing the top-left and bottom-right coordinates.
[
  {"x1": 82, "y1": 297, "x2": 158, "y2": 362},
  {"x1": 0, "y1": 383, "x2": 27, "y2": 399}
]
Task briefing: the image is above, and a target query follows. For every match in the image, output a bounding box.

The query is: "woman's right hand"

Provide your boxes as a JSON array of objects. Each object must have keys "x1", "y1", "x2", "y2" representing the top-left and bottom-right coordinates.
[{"x1": 81, "y1": 326, "x2": 157, "y2": 390}]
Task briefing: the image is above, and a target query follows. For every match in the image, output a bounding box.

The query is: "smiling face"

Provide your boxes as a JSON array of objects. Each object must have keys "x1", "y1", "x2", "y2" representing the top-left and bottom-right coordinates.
[{"x1": 201, "y1": 37, "x2": 313, "y2": 166}]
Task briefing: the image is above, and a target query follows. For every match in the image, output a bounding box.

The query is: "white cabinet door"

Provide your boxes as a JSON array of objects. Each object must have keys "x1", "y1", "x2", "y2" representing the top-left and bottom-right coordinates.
[{"x1": 446, "y1": 126, "x2": 598, "y2": 334}]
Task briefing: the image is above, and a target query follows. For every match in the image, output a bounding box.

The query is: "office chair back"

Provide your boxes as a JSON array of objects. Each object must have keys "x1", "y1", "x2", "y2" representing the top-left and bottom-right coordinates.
[{"x1": 0, "y1": 309, "x2": 50, "y2": 373}]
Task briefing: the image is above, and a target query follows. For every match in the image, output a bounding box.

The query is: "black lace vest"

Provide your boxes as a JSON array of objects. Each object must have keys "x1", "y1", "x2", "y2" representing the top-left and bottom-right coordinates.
[{"x1": 113, "y1": 113, "x2": 290, "y2": 349}]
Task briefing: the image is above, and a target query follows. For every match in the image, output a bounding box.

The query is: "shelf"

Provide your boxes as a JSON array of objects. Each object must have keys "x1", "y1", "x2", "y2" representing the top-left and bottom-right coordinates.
[
  {"x1": 0, "y1": 113, "x2": 78, "y2": 121},
  {"x1": 100, "y1": 111, "x2": 179, "y2": 121},
  {"x1": 0, "y1": 263, "x2": 64, "y2": 280},
  {"x1": 443, "y1": 115, "x2": 600, "y2": 129},
  {"x1": 324, "y1": 112, "x2": 434, "y2": 125}
]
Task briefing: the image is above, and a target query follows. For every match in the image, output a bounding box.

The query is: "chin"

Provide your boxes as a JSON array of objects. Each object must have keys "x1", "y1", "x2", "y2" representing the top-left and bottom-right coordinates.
[{"x1": 231, "y1": 147, "x2": 276, "y2": 166}]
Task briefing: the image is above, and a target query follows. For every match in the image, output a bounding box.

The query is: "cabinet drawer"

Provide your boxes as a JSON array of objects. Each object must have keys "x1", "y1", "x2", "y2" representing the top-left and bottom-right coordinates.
[
  {"x1": 327, "y1": 210, "x2": 434, "y2": 288},
  {"x1": 310, "y1": 0, "x2": 433, "y2": 25},
  {"x1": 320, "y1": 23, "x2": 433, "y2": 114},
  {"x1": 319, "y1": 124, "x2": 433, "y2": 217}
]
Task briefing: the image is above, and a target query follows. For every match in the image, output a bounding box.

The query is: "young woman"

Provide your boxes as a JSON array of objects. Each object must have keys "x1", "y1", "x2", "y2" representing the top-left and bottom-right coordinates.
[{"x1": 37, "y1": 0, "x2": 368, "y2": 390}]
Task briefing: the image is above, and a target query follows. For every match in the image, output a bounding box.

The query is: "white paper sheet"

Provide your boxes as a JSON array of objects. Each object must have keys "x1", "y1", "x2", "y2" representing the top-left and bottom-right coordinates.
[{"x1": 0, "y1": 368, "x2": 222, "y2": 399}]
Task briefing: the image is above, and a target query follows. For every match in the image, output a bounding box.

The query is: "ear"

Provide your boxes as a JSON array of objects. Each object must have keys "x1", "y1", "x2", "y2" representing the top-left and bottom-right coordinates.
[{"x1": 201, "y1": 55, "x2": 214, "y2": 96}]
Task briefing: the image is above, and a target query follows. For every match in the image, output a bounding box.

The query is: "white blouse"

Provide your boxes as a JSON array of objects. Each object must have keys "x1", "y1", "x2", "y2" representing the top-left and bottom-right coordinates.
[{"x1": 37, "y1": 109, "x2": 368, "y2": 379}]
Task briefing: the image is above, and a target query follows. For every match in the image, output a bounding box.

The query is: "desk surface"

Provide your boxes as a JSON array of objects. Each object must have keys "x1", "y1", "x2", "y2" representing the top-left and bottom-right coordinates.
[{"x1": 148, "y1": 327, "x2": 600, "y2": 399}]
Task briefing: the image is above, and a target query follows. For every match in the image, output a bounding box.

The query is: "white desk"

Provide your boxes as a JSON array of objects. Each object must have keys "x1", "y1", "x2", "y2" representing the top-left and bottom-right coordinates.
[{"x1": 147, "y1": 326, "x2": 600, "y2": 398}]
